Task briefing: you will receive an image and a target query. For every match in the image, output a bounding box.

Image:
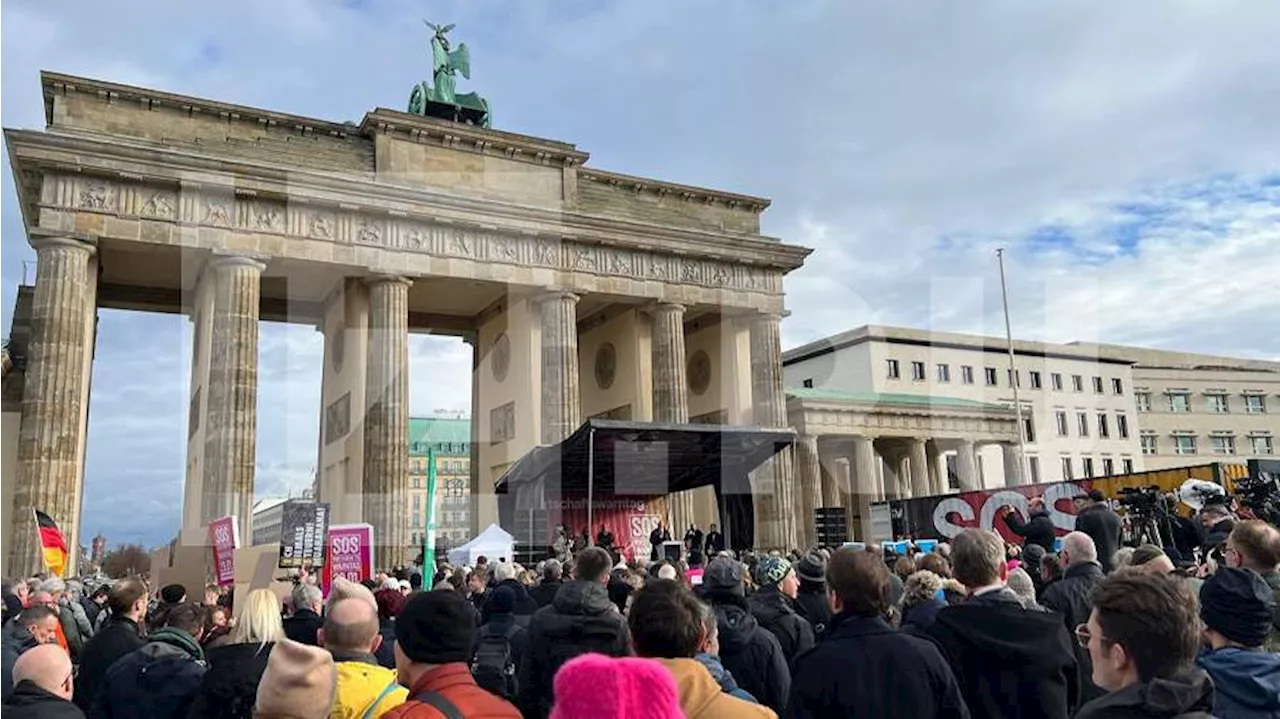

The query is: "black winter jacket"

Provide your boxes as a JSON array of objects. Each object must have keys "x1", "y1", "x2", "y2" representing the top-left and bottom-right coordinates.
[
  {"x1": 1004, "y1": 509, "x2": 1057, "y2": 553},
  {"x1": 186, "y1": 641, "x2": 274, "y2": 719},
  {"x1": 706, "y1": 591, "x2": 791, "y2": 714},
  {"x1": 1041, "y1": 562, "x2": 1106, "y2": 704},
  {"x1": 528, "y1": 579, "x2": 561, "y2": 609},
  {"x1": 1074, "y1": 669, "x2": 1215, "y2": 719},
  {"x1": 785, "y1": 612, "x2": 969, "y2": 719},
  {"x1": 3, "y1": 680, "x2": 85, "y2": 719},
  {"x1": 1, "y1": 622, "x2": 39, "y2": 702},
  {"x1": 92, "y1": 627, "x2": 206, "y2": 719},
  {"x1": 516, "y1": 580, "x2": 630, "y2": 719},
  {"x1": 747, "y1": 586, "x2": 816, "y2": 667},
  {"x1": 792, "y1": 584, "x2": 832, "y2": 637},
  {"x1": 1074, "y1": 504, "x2": 1123, "y2": 572},
  {"x1": 926, "y1": 587, "x2": 1079, "y2": 719},
  {"x1": 374, "y1": 617, "x2": 396, "y2": 669},
  {"x1": 281, "y1": 608, "x2": 323, "y2": 646},
  {"x1": 481, "y1": 579, "x2": 538, "y2": 626},
  {"x1": 73, "y1": 617, "x2": 145, "y2": 712}
]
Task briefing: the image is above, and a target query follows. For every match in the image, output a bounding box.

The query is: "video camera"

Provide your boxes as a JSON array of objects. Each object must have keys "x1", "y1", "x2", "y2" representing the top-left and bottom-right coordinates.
[
  {"x1": 1115, "y1": 485, "x2": 1164, "y2": 515},
  {"x1": 1234, "y1": 473, "x2": 1280, "y2": 524}
]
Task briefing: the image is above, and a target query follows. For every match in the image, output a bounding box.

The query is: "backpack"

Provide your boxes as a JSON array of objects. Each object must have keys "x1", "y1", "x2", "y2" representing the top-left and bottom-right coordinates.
[{"x1": 471, "y1": 624, "x2": 520, "y2": 699}]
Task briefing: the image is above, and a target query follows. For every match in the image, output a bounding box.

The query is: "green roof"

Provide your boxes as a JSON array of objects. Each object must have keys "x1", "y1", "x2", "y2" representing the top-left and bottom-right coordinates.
[
  {"x1": 409, "y1": 417, "x2": 471, "y2": 456},
  {"x1": 786, "y1": 387, "x2": 1011, "y2": 411}
]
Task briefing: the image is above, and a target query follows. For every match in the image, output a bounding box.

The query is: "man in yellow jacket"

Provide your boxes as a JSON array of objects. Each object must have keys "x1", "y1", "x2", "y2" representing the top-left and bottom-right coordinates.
[{"x1": 319, "y1": 595, "x2": 408, "y2": 718}]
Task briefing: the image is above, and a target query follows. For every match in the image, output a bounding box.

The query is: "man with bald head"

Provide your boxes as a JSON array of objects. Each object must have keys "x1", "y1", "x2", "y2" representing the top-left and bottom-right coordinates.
[
  {"x1": 1041, "y1": 531, "x2": 1106, "y2": 703},
  {"x1": 3, "y1": 643, "x2": 82, "y2": 717},
  {"x1": 319, "y1": 596, "x2": 407, "y2": 716}
]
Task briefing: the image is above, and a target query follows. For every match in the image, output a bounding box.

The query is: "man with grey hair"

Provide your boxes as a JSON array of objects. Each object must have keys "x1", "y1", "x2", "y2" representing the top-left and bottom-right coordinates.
[
  {"x1": 482, "y1": 561, "x2": 537, "y2": 625},
  {"x1": 529, "y1": 559, "x2": 563, "y2": 609},
  {"x1": 1041, "y1": 531, "x2": 1106, "y2": 703},
  {"x1": 927, "y1": 528, "x2": 1079, "y2": 718},
  {"x1": 284, "y1": 583, "x2": 324, "y2": 646},
  {"x1": 39, "y1": 579, "x2": 89, "y2": 661}
]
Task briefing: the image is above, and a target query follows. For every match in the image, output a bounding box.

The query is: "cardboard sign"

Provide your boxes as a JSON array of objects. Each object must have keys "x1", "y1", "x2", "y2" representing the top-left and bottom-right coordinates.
[
  {"x1": 321, "y1": 524, "x2": 374, "y2": 596},
  {"x1": 208, "y1": 515, "x2": 239, "y2": 587},
  {"x1": 278, "y1": 500, "x2": 331, "y2": 569}
]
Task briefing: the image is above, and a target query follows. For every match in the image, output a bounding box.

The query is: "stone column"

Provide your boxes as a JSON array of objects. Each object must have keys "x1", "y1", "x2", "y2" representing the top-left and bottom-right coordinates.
[
  {"x1": 1002, "y1": 442, "x2": 1025, "y2": 487},
  {"x1": 7, "y1": 236, "x2": 96, "y2": 577},
  {"x1": 750, "y1": 313, "x2": 795, "y2": 551},
  {"x1": 650, "y1": 303, "x2": 691, "y2": 529},
  {"x1": 201, "y1": 255, "x2": 265, "y2": 539},
  {"x1": 833, "y1": 456, "x2": 852, "y2": 539},
  {"x1": 956, "y1": 439, "x2": 979, "y2": 492},
  {"x1": 909, "y1": 438, "x2": 930, "y2": 498},
  {"x1": 880, "y1": 447, "x2": 901, "y2": 501},
  {"x1": 895, "y1": 453, "x2": 912, "y2": 499},
  {"x1": 926, "y1": 440, "x2": 945, "y2": 495},
  {"x1": 851, "y1": 436, "x2": 878, "y2": 542},
  {"x1": 363, "y1": 275, "x2": 411, "y2": 569},
  {"x1": 538, "y1": 290, "x2": 581, "y2": 444},
  {"x1": 795, "y1": 435, "x2": 821, "y2": 550}
]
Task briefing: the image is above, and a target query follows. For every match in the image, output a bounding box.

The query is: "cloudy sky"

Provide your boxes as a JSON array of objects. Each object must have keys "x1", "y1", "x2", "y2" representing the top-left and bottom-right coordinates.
[{"x1": 3, "y1": 1, "x2": 1278, "y2": 549}]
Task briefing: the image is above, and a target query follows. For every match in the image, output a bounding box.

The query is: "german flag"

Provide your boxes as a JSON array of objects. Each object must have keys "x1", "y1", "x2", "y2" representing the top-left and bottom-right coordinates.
[{"x1": 34, "y1": 509, "x2": 68, "y2": 578}]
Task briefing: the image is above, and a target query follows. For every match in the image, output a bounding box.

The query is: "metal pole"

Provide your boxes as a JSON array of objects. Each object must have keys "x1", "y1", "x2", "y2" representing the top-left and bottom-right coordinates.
[
  {"x1": 997, "y1": 248, "x2": 1028, "y2": 485},
  {"x1": 586, "y1": 427, "x2": 596, "y2": 546}
]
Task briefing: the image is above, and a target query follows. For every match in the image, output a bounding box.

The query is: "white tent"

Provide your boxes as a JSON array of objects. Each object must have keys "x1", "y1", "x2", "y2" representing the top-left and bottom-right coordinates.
[{"x1": 447, "y1": 524, "x2": 515, "y2": 567}]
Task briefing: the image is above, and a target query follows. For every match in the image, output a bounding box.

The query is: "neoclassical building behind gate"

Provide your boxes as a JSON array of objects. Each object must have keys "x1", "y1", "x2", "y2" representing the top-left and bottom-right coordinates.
[{"x1": 0, "y1": 70, "x2": 813, "y2": 575}]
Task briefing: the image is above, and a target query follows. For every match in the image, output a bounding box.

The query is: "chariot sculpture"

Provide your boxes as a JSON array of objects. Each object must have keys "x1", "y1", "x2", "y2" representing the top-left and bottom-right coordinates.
[{"x1": 407, "y1": 21, "x2": 492, "y2": 128}]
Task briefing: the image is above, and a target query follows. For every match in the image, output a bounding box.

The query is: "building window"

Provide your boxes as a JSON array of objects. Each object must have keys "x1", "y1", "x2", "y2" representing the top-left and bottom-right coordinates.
[
  {"x1": 1122, "y1": 458, "x2": 1134, "y2": 473},
  {"x1": 911, "y1": 361, "x2": 926, "y2": 381},
  {"x1": 1007, "y1": 369, "x2": 1021, "y2": 387},
  {"x1": 1111, "y1": 378, "x2": 1124, "y2": 395},
  {"x1": 1116, "y1": 413, "x2": 1129, "y2": 439},
  {"x1": 1051, "y1": 373, "x2": 1063, "y2": 391},
  {"x1": 886, "y1": 359, "x2": 900, "y2": 379},
  {"x1": 985, "y1": 367, "x2": 998, "y2": 386},
  {"x1": 1028, "y1": 456, "x2": 1041, "y2": 483},
  {"x1": 1022, "y1": 416, "x2": 1036, "y2": 444},
  {"x1": 1061, "y1": 457, "x2": 1074, "y2": 480},
  {"x1": 1168, "y1": 393, "x2": 1191, "y2": 413},
  {"x1": 1244, "y1": 395, "x2": 1267, "y2": 414},
  {"x1": 801, "y1": 378, "x2": 814, "y2": 388},
  {"x1": 1072, "y1": 375, "x2": 1084, "y2": 392},
  {"x1": 1055, "y1": 411, "x2": 1069, "y2": 436},
  {"x1": 1077, "y1": 412, "x2": 1090, "y2": 437},
  {"x1": 1210, "y1": 436, "x2": 1235, "y2": 455},
  {"x1": 1097, "y1": 413, "x2": 1110, "y2": 439},
  {"x1": 1102, "y1": 457, "x2": 1114, "y2": 476},
  {"x1": 1140, "y1": 435, "x2": 1158, "y2": 455},
  {"x1": 936, "y1": 363, "x2": 951, "y2": 383},
  {"x1": 1173, "y1": 435, "x2": 1197, "y2": 455},
  {"x1": 961, "y1": 365, "x2": 975, "y2": 384},
  {"x1": 1029, "y1": 371, "x2": 1042, "y2": 389},
  {"x1": 1253, "y1": 436, "x2": 1275, "y2": 455},
  {"x1": 1205, "y1": 394, "x2": 1229, "y2": 414},
  {"x1": 1082, "y1": 457, "x2": 1095, "y2": 478},
  {"x1": 1136, "y1": 392, "x2": 1151, "y2": 412},
  {"x1": 1092, "y1": 376, "x2": 1104, "y2": 394}
]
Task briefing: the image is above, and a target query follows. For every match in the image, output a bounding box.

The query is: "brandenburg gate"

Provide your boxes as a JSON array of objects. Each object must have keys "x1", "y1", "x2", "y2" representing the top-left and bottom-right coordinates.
[{"x1": 2, "y1": 67, "x2": 810, "y2": 575}]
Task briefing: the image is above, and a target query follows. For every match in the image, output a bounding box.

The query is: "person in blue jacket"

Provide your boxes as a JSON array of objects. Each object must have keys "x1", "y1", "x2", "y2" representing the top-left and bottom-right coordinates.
[{"x1": 1196, "y1": 567, "x2": 1280, "y2": 719}]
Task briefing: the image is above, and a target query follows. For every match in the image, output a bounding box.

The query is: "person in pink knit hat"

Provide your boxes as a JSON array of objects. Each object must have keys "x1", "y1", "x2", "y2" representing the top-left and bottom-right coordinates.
[{"x1": 549, "y1": 653, "x2": 683, "y2": 719}]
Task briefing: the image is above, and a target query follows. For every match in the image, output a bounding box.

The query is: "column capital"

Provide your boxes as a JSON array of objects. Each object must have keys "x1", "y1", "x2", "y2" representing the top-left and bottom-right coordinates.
[
  {"x1": 365, "y1": 273, "x2": 413, "y2": 288},
  {"x1": 749, "y1": 311, "x2": 785, "y2": 326},
  {"x1": 534, "y1": 288, "x2": 580, "y2": 305},
  {"x1": 29, "y1": 232, "x2": 97, "y2": 255},
  {"x1": 643, "y1": 301, "x2": 686, "y2": 317},
  {"x1": 209, "y1": 253, "x2": 267, "y2": 273}
]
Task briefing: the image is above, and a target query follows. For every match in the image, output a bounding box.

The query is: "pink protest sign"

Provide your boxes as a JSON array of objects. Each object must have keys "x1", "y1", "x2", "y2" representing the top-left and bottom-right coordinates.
[
  {"x1": 208, "y1": 516, "x2": 239, "y2": 587},
  {"x1": 321, "y1": 524, "x2": 374, "y2": 596}
]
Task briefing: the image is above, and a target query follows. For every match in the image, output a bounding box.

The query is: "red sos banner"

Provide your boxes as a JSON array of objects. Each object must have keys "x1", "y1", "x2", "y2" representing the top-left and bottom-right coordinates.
[
  {"x1": 556, "y1": 495, "x2": 667, "y2": 562},
  {"x1": 320, "y1": 524, "x2": 373, "y2": 597},
  {"x1": 898, "y1": 480, "x2": 1096, "y2": 544}
]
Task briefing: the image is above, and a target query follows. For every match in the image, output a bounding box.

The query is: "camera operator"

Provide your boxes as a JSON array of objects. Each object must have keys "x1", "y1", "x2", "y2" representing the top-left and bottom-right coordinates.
[
  {"x1": 1073, "y1": 490, "x2": 1121, "y2": 573},
  {"x1": 1160, "y1": 495, "x2": 1203, "y2": 563},
  {"x1": 1198, "y1": 505, "x2": 1237, "y2": 549}
]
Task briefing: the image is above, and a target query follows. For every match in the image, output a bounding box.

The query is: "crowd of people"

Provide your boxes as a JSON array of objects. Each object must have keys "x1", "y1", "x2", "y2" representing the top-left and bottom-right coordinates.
[{"x1": 1, "y1": 496, "x2": 1277, "y2": 718}]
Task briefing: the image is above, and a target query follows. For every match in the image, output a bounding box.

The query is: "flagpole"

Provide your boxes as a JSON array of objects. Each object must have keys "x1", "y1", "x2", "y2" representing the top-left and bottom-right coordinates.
[
  {"x1": 30, "y1": 507, "x2": 44, "y2": 574},
  {"x1": 424, "y1": 445, "x2": 438, "y2": 575},
  {"x1": 997, "y1": 248, "x2": 1028, "y2": 485}
]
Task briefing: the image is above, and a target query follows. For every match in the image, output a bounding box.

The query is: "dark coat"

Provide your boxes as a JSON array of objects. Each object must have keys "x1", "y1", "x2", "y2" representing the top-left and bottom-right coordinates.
[
  {"x1": 705, "y1": 530, "x2": 725, "y2": 554},
  {"x1": 785, "y1": 612, "x2": 969, "y2": 719},
  {"x1": 281, "y1": 608, "x2": 323, "y2": 646},
  {"x1": 926, "y1": 588, "x2": 1079, "y2": 719},
  {"x1": 1040, "y1": 562, "x2": 1105, "y2": 704},
  {"x1": 1197, "y1": 647, "x2": 1280, "y2": 719},
  {"x1": 1074, "y1": 669, "x2": 1215, "y2": 719},
  {"x1": 1004, "y1": 509, "x2": 1057, "y2": 553},
  {"x1": 747, "y1": 586, "x2": 816, "y2": 667},
  {"x1": 1, "y1": 622, "x2": 39, "y2": 703},
  {"x1": 706, "y1": 591, "x2": 791, "y2": 714},
  {"x1": 516, "y1": 580, "x2": 630, "y2": 719},
  {"x1": 792, "y1": 584, "x2": 832, "y2": 637},
  {"x1": 73, "y1": 617, "x2": 145, "y2": 712},
  {"x1": 528, "y1": 579, "x2": 561, "y2": 609},
  {"x1": 374, "y1": 617, "x2": 396, "y2": 669},
  {"x1": 901, "y1": 598, "x2": 946, "y2": 635},
  {"x1": 475, "y1": 613, "x2": 528, "y2": 677},
  {"x1": 3, "y1": 680, "x2": 85, "y2": 719},
  {"x1": 186, "y1": 641, "x2": 274, "y2": 719},
  {"x1": 92, "y1": 627, "x2": 207, "y2": 719},
  {"x1": 480, "y1": 580, "x2": 538, "y2": 626},
  {"x1": 1074, "y1": 504, "x2": 1123, "y2": 572}
]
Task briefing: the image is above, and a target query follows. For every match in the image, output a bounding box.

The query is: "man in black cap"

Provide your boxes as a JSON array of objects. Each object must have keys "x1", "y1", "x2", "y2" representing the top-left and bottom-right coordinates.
[
  {"x1": 387, "y1": 590, "x2": 520, "y2": 717},
  {"x1": 1195, "y1": 567, "x2": 1280, "y2": 719},
  {"x1": 701, "y1": 556, "x2": 790, "y2": 713},
  {"x1": 792, "y1": 551, "x2": 832, "y2": 636},
  {"x1": 1073, "y1": 490, "x2": 1122, "y2": 573}
]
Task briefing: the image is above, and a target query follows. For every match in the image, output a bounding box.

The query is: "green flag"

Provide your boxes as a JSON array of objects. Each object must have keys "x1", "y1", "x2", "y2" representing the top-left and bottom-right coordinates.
[{"x1": 424, "y1": 445, "x2": 437, "y2": 574}]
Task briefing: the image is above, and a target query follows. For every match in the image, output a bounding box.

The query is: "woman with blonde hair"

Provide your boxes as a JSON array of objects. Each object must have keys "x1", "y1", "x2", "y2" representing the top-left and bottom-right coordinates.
[{"x1": 189, "y1": 588, "x2": 285, "y2": 718}]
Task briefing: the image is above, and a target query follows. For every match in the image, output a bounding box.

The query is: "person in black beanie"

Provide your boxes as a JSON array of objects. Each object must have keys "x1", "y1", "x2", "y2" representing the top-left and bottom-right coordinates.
[
  {"x1": 1195, "y1": 567, "x2": 1280, "y2": 719},
  {"x1": 792, "y1": 551, "x2": 832, "y2": 636},
  {"x1": 701, "y1": 557, "x2": 790, "y2": 713},
  {"x1": 388, "y1": 590, "x2": 520, "y2": 716}
]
